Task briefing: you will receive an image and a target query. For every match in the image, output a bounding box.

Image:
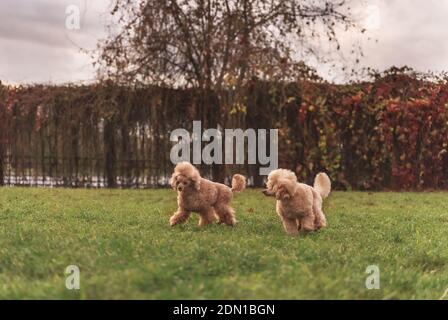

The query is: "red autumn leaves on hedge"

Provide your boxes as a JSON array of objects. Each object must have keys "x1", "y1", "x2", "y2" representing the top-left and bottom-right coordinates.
[{"x1": 294, "y1": 70, "x2": 448, "y2": 190}]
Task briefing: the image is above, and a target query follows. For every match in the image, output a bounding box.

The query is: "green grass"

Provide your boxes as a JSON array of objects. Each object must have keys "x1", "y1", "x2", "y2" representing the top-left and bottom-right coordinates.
[{"x1": 0, "y1": 188, "x2": 447, "y2": 299}]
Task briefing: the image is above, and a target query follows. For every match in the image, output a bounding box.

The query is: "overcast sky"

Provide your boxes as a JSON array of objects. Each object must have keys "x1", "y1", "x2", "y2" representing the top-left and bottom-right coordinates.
[{"x1": 0, "y1": 0, "x2": 447, "y2": 84}]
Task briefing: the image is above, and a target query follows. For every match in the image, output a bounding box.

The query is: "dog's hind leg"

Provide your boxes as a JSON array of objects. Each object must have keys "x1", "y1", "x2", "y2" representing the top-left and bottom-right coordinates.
[
  {"x1": 198, "y1": 208, "x2": 217, "y2": 227},
  {"x1": 170, "y1": 209, "x2": 191, "y2": 226},
  {"x1": 215, "y1": 205, "x2": 237, "y2": 226},
  {"x1": 280, "y1": 216, "x2": 299, "y2": 235},
  {"x1": 296, "y1": 219, "x2": 301, "y2": 231},
  {"x1": 312, "y1": 190, "x2": 327, "y2": 229}
]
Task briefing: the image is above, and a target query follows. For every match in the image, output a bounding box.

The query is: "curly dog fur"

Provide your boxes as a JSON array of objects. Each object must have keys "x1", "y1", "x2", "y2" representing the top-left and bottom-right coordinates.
[
  {"x1": 169, "y1": 162, "x2": 246, "y2": 227},
  {"x1": 262, "y1": 169, "x2": 331, "y2": 235}
]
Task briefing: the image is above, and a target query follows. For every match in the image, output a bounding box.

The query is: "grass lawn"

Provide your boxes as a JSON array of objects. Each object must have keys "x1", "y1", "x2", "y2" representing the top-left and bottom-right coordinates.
[{"x1": 0, "y1": 188, "x2": 447, "y2": 299}]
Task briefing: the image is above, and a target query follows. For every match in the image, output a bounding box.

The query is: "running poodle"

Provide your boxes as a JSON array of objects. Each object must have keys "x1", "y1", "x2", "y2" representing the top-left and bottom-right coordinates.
[
  {"x1": 262, "y1": 169, "x2": 331, "y2": 235},
  {"x1": 169, "y1": 162, "x2": 246, "y2": 227}
]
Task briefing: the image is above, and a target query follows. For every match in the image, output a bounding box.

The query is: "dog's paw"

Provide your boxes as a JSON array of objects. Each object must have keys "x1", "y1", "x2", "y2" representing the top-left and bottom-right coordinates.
[
  {"x1": 169, "y1": 215, "x2": 179, "y2": 226},
  {"x1": 228, "y1": 218, "x2": 237, "y2": 227},
  {"x1": 218, "y1": 217, "x2": 237, "y2": 227}
]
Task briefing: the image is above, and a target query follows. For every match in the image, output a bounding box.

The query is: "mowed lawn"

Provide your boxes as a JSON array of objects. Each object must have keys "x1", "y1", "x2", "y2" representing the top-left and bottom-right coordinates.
[{"x1": 0, "y1": 188, "x2": 447, "y2": 300}]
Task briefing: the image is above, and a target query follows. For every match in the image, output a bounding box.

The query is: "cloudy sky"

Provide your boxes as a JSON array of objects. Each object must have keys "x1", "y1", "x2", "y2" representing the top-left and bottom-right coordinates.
[
  {"x1": 0, "y1": 0, "x2": 447, "y2": 84},
  {"x1": 0, "y1": 0, "x2": 110, "y2": 84}
]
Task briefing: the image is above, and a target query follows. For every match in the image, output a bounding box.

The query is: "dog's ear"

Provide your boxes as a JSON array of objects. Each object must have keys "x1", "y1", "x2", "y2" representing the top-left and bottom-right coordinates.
[
  {"x1": 283, "y1": 179, "x2": 297, "y2": 196},
  {"x1": 275, "y1": 186, "x2": 290, "y2": 200},
  {"x1": 186, "y1": 165, "x2": 201, "y2": 190},
  {"x1": 190, "y1": 174, "x2": 201, "y2": 191},
  {"x1": 275, "y1": 179, "x2": 296, "y2": 200},
  {"x1": 169, "y1": 173, "x2": 178, "y2": 190}
]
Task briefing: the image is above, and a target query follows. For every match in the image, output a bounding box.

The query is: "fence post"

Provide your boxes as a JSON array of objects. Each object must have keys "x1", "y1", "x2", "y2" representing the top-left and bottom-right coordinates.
[
  {"x1": 0, "y1": 142, "x2": 4, "y2": 186},
  {"x1": 104, "y1": 119, "x2": 117, "y2": 188},
  {"x1": 0, "y1": 82, "x2": 5, "y2": 186}
]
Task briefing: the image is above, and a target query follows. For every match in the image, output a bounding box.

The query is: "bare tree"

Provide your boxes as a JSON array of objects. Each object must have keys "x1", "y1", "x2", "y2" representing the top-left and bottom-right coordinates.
[
  {"x1": 96, "y1": 0, "x2": 361, "y2": 181},
  {"x1": 97, "y1": 0, "x2": 360, "y2": 89}
]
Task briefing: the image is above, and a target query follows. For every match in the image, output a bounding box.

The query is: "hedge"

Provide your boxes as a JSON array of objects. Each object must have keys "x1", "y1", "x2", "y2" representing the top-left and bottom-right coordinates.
[{"x1": 0, "y1": 68, "x2": 447, "y2": 189}]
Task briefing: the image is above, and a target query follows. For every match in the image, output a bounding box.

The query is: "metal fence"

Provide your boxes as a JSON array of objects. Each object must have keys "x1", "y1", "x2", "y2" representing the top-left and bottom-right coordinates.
[{"x1": 0, "y1": 83, "x2": 274, "y2": 188}]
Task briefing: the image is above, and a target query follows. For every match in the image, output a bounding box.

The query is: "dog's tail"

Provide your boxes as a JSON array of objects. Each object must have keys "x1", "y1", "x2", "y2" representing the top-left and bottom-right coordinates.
[
  {"x1": 313, "y1": 172, "x2": 331, "y2": 199},
  {"x1": 231, "y1": 174, "x2": 246, "y2": 192}
]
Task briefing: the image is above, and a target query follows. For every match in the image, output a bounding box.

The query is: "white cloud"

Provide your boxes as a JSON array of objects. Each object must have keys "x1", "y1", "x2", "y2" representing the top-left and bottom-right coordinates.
[
  {"x1": 314, "y1": 0, "x2": 448, "y2": 81},
  {"x1": 0, "y1": 0, "x2": 110, "y2": 84}
]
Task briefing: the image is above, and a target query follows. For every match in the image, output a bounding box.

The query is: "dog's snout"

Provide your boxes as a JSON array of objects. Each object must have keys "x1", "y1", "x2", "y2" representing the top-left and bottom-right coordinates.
[
  {"x1": 177, "y1": 186, "x2": 183, "y2": 191},
  {"x1": 262, "y1": 189, "x2": 274, "y2": 196}
]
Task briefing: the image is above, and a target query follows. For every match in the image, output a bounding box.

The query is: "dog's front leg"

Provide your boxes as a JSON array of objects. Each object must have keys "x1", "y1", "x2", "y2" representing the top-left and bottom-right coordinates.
[
  {"x1": 281, "y1": 216, "x2": 299, "y2": 236},
  {"x1": 198, "y1": 208, "x2": 217, "y2": 227},
  {"x1": 170, "y1": 210, "x2": 191, "y2": 226},
  {"x1": 298, "y1": 211, "x2": 316, "y2": 233}
]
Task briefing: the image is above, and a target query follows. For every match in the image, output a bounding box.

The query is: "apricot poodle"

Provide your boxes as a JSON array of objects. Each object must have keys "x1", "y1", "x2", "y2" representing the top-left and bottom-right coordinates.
[
  {"x1": 169, "y1": 162, "x2": 246, "y2": 227},
  {"x1": 262, "y1": 169, "x2": 331, "y2": 235}
]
